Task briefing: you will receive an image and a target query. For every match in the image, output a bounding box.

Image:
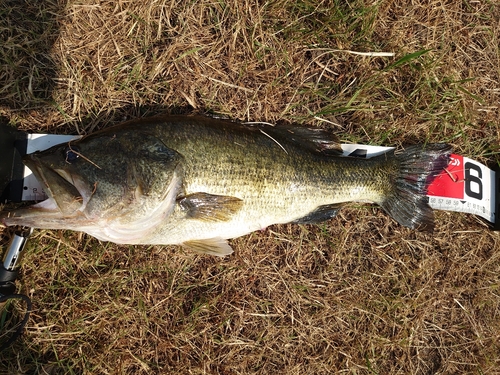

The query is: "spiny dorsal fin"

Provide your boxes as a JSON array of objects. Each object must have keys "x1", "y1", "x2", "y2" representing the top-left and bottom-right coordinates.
[
  {"x1": 178, "y1": 192, "x2": 243, "y2": 222},
  {"x1": 183, "y1": 238, "x2": 233, "y2": 257}
]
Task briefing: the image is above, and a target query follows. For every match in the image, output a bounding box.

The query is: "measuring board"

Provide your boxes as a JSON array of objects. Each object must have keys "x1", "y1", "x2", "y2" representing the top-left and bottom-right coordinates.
[{"x1": 8, "y1": 134, "x2": 500, "y2": 229}]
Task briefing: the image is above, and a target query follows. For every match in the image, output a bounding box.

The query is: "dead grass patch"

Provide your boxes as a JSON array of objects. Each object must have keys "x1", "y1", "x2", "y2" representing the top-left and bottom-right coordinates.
[{"x1": 1, "y1": 0, "x2": 499, "y2": 374}]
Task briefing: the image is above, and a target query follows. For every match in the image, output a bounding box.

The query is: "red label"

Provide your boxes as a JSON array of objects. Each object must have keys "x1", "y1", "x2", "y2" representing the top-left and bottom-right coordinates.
[{"x1": 427, "y1": 154, "x2": 464, "y2": 199}]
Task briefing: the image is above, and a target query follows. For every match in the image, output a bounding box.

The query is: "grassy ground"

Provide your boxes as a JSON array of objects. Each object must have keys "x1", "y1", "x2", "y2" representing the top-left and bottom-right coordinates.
[{"x1": 1, "y1": 0, "x2": 499, "y2": 373}]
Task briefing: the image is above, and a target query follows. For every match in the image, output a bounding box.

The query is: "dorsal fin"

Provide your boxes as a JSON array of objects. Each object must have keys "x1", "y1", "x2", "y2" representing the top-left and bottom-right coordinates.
[{"x1": 243, "y1": 122, "x2": 343, "y2": 155}]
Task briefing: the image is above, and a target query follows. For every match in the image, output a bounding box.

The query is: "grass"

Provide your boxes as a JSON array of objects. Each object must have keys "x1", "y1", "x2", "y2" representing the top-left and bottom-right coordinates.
[{"x1": 1, "y1": 0, "x2": 500, "y2": 373}]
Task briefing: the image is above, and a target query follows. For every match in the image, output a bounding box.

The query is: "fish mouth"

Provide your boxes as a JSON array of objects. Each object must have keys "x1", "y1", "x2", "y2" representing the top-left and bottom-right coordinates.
[{"x1": 22, "y1": 154, "x2": 86, "y2": 216}]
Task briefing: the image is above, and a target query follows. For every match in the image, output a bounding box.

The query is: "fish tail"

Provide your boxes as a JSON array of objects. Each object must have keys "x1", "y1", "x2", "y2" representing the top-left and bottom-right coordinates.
[{"x1": 380, "y1": 143, "x2": 452, "y2": 231}]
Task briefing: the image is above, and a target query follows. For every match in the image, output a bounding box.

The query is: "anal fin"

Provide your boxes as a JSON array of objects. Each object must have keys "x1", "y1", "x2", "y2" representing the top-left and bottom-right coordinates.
[
  {"x1": 292, "y1": 203, "x2": 343, "y2": 224},
  {"x1": 183, "y1": 238, "x2": 233, "y2": 257}
]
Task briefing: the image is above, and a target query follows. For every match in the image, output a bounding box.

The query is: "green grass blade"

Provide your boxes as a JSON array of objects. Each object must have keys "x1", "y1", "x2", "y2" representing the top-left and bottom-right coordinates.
[{"x1": 385, "y1": 49, "x2": 431, "y2": 70}]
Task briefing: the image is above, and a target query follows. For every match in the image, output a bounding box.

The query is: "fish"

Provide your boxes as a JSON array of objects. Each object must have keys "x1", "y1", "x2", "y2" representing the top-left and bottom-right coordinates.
[{"x1": 0, "y1": 115, "x2": 451, "y2": 256}]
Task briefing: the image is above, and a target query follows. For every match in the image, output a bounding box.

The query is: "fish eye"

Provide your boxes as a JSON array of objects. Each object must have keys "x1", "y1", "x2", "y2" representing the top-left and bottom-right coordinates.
[{"x1": 64, "y1": 146, "x2": 80, "y2": 163}]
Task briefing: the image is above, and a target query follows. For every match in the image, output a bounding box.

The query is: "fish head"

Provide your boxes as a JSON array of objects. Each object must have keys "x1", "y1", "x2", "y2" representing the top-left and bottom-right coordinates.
[{"x1": 2, "y1": 127, "x2": 184, "y2": 242}]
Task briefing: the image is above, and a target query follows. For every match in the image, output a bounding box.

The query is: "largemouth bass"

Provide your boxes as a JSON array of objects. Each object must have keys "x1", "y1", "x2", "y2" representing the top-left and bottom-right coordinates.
[{"x1": 0, "y1": 115, "x2": 451, "y2": 256}]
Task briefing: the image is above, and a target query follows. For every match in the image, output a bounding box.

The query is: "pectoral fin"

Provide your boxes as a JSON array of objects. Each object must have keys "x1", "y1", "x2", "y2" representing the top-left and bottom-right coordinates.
[
  {"x1": 178, "y1": 192, "x2": 243, "y2": 222},
  {"x1": 183, "y1": 238, "x2": 234, "y2": 257}
]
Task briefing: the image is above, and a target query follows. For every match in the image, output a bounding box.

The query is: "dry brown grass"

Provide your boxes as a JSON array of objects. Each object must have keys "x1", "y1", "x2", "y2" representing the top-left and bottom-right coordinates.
[{"x1": 1, "y1": 0, "x2": 499, "y2": 374}]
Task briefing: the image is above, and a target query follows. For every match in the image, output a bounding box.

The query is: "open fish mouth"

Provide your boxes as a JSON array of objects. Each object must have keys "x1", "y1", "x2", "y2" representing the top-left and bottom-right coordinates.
[{"x1": 21, "y1": 154, "x2": 87, "y2": 216}]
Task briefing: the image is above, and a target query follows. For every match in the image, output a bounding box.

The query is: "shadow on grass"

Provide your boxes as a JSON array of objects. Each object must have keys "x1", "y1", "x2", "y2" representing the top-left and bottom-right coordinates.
[{"x1": 0, "y1": 0, "x2": 67, "y2": 110}]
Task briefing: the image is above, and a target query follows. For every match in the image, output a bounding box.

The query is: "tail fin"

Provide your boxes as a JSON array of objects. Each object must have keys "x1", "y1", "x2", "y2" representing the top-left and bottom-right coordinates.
[{"x1": 379, "y1": 143, "x2": 452, "y2": 231}]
